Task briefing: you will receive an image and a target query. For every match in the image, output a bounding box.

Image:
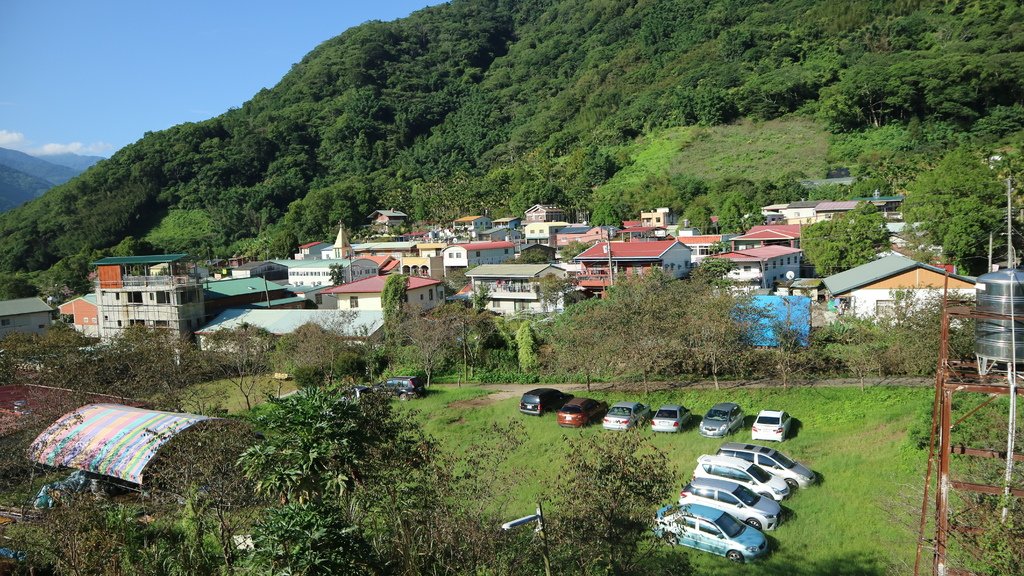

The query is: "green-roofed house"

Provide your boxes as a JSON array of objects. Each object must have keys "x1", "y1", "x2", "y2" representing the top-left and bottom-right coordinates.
[
  {"x1": 822, "y1": 255, "x2": 974, "y2": 318},
  {"x1": 466, "y1": 264, "x2": 568, "y2": 315},
  {"x1": 202, "y1": 277, "x2": 303, "y2": 320},
  {"x1": 93, "y1": 254, "x2": 206, "y2": 340},
  {"x1": 58, "y1": 293, "x2": 99, "y2": 337},
  {"x1": 0, "y1": 297, "x2": 54, "y2": 337}
]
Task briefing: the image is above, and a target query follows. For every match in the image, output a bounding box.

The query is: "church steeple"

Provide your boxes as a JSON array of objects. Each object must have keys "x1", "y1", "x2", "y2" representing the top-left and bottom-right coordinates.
[{"x1": 332, "y1": 221, "x2": 352, "y2": 259}]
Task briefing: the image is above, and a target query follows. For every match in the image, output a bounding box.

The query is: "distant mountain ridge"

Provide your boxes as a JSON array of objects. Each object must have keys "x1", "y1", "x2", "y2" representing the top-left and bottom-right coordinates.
[{"x1": 0, "y1": 147, "x2": 103, "y2": 212}]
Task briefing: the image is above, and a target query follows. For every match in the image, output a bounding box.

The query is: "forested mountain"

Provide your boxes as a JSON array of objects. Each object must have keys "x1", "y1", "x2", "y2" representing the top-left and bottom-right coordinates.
[
  {"x1": 0, "y1": 164, "x2": 53, "y2": 211},
  {"x1": 1, "y1": 0, "x2": 1022, "y2": 282}
]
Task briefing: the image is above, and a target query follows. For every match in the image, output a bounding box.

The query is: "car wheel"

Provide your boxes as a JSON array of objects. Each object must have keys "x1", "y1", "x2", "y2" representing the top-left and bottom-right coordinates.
[
  {"x1": 666, "y1": 533, "x2": 678, "y2": 546},
  {"x1": 785, "y1": 478, "x2": 799, "y2": 491},
  {"x1": 759, "y1": 491, "x2": 773, "y2": 500},
  {"x1": 745, "y1": 518, "x2": 762, "y2": 531},
  {"x1": 726, "y1": 550, "x2": 745, "y2": 563},
  {"x1": 399, "y1": 393, "x2": 411, "y2": 401}
]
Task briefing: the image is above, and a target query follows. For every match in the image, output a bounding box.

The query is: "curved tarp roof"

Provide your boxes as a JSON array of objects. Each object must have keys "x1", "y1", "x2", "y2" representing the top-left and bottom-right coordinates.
[{"x1": 29, "y1": 403, "x2": 214, "y2": 484}]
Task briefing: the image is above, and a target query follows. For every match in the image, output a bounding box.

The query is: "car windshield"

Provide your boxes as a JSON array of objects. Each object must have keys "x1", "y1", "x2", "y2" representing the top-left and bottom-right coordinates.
[
  {"x1": 608, "y1": 406, "x2": 632, "y2": 417},
  {"x1": 771, "y1": 451, "x2": 796, "y2": 468},
  {"x1": 655, "y1": 409, "x2": 678, "y2": 419},
  {"x1": 560, "y1": 405, "x2": 582, "y2": 414},
  {"x1": 757, "y1": 416, "x2": 780, "y2": 425},
  {"x1": 747, "y1": 464, "x2": 771, "y2": 483},
  {"x1": 714, "y1": 512, "x2": 746, "y2": 538},
  {"x1": 732, "y1": 484, "x2": 760, "y2": 506},
  {"x1": 705, "y1": 408, "x2": 729, "y2": 421}
]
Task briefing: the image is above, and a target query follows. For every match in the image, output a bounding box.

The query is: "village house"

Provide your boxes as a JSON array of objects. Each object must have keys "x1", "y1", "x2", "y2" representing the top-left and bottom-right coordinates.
[
  {"x1": 350, "y1": 241, "x2": 420, "y2": 259},
  {"x1": 476, "y1": 226, "x2": 523, "y2": 243},
  {"x1": 452, "y1": 215, "x2": 493, "y2": 239},
  {"x1": 324, "y1": 275, "x2": 445, "y2": 312},
  {"x1": 367, "y1": 209, "x2": 408, "y2": 230},
  {"x1": 525, "y1": 221, "x2": 571, "y2": 246},
  {"x1": 493, "y1": 216, "x2": 522, "y2": 230},
  {"x1": 814, "y1": 200, "x2": 861, "y2": 221},
  {"x1": 285, "y1": 258, "x2": 381, "y2": 287},
  {"x1": 852, "y1": 194, "x2": 905, "y2": 220},
  {"x1": 555, "y1": 225, "x2": 617, "y2": 247},
  {"x1": 822, "y1": 255, "x2": 974, "y2": 318},
  {"x1": 524, "y1": 204, "x2": 566, "y2": 223},
  {"x1": 58, "y1": 294, "x2": 98, "y2": 337},
  {"x1": 202, "y1": 277, "x2": 293, "y2": 321},
  {"x1": 676, "y1": 234, "x2": 734, "y2": 265},
  {"x1": 574, "y1": 240, "x2": 693, "y2": 290},
  {"x1": 466, "y1": 264, "x2": 569, "y2": 315},
  {"x1": 443, "y1": 241, "x2": 516, "y2": 269},
  {"x1": 640, "y1": 207, "x2": 677, "y2": 228},
  {"x1": 715, "y1": 246, "x2": 803, "y2": 289},
  {"x1": 520, "y1": 243, "x2": 557, "y2": 262},
  {"x1": 0, "y1": 297, "x2": 54, "y2": 337},
  {"x1": 92, "y1": 254, "x2": 206, "y2": 340},
  {"x1": 293, "y1": 242, "x2": 331, "y2": 260},
  {"x1": 730, "y1": 224, "x2": 803, "y2": 251},
  {"x1": 779, "y1": 201, "x2": 823, "y2": 225},
  {"x1": 229, "y1": 260, "x2": 289, "y2": 281}
]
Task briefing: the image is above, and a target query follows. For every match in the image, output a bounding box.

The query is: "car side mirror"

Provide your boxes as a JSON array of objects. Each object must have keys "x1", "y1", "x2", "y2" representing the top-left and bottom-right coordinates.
[{"x1": 717, "y1": 534, "x2": 725, "y2": 539}]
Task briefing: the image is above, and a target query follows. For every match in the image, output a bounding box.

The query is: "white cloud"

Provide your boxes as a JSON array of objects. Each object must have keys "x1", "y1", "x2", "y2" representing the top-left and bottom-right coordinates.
[
  {"x1": 0, "y1": 130, "x2": 26, "y2": 148},
  {"x1": 32, "y1": 141, "x2": 113, "y2": 156}
]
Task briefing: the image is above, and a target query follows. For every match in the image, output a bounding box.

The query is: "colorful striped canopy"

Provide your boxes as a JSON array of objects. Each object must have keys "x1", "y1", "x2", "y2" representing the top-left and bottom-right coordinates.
[{"x1": 29, "y1": 403, "x2": 214, "y2": 484}]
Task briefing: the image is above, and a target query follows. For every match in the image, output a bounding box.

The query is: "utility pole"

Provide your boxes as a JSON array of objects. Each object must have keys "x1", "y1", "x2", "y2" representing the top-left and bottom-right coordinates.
[
  {"x1": 988, "y1": 232, "x2": 993, "y2": 272},
  {"x1": 1003, "y1": 175, "x2": 1018, "y2": 523}
]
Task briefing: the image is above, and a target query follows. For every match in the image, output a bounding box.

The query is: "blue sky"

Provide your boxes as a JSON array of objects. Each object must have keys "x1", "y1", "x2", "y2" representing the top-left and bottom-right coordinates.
[{"x1": 0, "y1": 1, "x2": 441, "y2": 158}]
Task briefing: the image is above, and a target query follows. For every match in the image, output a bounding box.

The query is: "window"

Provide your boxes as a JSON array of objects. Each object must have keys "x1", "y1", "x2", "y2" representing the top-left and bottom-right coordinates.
[
  {"x1": 116, "y1": 320, "x2": 123, "y2": 327},
  {"x1": 475, "y1": 251, "x2": 481, "y2": 257},
  {"x1": 429, "y1": 290, "x2": 434, "y2": 301},
  {"x1": 732, "y1": 451, "x2": 755, "y2": 463},
  {"x1": 0, "y1": 319, "x2": 9, "y2": 326},
  {"x1": 127, "y1": 292, "x2": 143, "y2": 304},
  {"x1": 757, "y1": 455, "x2": 779, "y2": 469},
  {"x1": 682, "y1": 517, "x2": 698, "y2": 530},
  {"x1": 114, "y1": 293, "x2": 120, "y2": 301},
  {"x1": 698, "y1": 522, "x2": 721, "y2": 537},
  {"x1": 130, "y1": 319, "x2": 145, "y2": 326},
  {"x1": 154, "y1": 320, "x2": 169, "y2": 327},
  {"x1": 156, "y1": 291, "x2": 170, "y2": 304},
  {"x1": 743, "y1": 266, "x2": 751, "y2": 272},
  {"x1": 419, "y1": 293, "x2": 424, "y2": 300},
  {"x1": 717, "y1": 491, "x2": 740, "y2": 505},
  {"x1": 876, "y1": 300, "x2": 894, "y2": 316},
  {"x1": 350, "y1": 296, "x2": 359, "y2": 308}
]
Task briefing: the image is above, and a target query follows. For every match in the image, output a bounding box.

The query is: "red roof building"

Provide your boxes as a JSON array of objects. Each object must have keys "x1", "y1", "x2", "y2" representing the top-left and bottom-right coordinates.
[
  {"x1": 730, "y1": 225, "x2": 803, "y2": 251},
  {"x1": 574, "y1": 240, "x2": 693, "y2": 289},
  {"x1": 322, "y1": 276, "x2": 445, "y2": 312},
  {"x1": 715, "y1": 246, "x2": 803, "y2": 289}
]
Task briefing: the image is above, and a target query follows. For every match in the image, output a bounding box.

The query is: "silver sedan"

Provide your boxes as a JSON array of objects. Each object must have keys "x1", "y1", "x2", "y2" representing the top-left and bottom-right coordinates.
[{"x1": 651, "y1": 404, "x2": 691, "y2": 433}]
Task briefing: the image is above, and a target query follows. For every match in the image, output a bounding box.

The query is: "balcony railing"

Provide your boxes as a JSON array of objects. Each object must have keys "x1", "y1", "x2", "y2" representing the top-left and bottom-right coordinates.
[{"x1": 98, "y1": 274, "x2": 201, "y2": 290}]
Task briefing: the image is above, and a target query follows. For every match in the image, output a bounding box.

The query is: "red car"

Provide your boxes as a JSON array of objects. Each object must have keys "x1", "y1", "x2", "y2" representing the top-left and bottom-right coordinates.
[{"x1": 557, "y1": 397, "x2": 609, "y2": 428}]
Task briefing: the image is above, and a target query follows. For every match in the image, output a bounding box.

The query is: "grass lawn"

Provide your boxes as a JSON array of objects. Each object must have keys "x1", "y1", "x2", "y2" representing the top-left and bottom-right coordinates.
[
  {"x1": 167, "y1": 375, "x2": 299, "y2": 415},
  {"x1": 402, "y1": 384, "x2": 931, "y2": 576}
]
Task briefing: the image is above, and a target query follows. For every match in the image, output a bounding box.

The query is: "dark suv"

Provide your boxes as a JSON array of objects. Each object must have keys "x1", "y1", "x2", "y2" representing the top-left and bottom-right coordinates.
[
  {"x1": 376, "y1": 376, "x2": 425, "y2": 400},
  {"x1": 519, "y1": 388, "x2": 573, "y2": 416}
]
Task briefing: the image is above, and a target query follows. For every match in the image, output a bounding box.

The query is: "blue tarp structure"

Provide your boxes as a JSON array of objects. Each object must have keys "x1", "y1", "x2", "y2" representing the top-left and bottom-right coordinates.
[{"x1": 748, "y1": 295, "x2": 811, "y2": 347}]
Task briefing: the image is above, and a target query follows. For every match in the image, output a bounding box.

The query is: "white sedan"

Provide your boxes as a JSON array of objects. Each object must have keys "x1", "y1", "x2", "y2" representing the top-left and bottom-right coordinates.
[{"x1": 751, "y1": 410, "x2": 792, "y2": 442}]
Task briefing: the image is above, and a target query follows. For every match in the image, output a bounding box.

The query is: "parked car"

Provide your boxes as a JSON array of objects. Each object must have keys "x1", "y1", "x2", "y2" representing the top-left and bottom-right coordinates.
[
  {"x1": 519, "y1": 388, "x2": 573, "y2": 416},
  {"x1": 693, "y1": 454, "x2": 790, "y2": 501},
  {"x1": 751, "y1": 410, "x2": 792, "y2": 442},
  {"x1": 717, "y1": 442, "x2": 817, "y2": 490},
  {"x1": 602, "y1": 401, "x2": 652, "y2": 430},
  {"x1": 376, "y1": 376, "x2": 425, "y2": 400},
  {"x1": 557, "y1": 397, "x2": 608, "y2": 428},
  {"x1": 679, "y1": 477, "x2": 783, "y2": 531},
  {"x1": 654, "y1": 503, "x2": 768, "y2": 563},
  {"x1": 651, "y1": 404, "x2": 691, "y2": 433},
  {"x1": 699, "y1": 402, "x2": 745, "y2": 438}
]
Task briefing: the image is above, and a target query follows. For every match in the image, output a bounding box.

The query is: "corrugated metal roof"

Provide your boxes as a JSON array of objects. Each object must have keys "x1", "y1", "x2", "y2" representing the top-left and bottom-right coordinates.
[
  {"x1": 92, "y1": 254, "x2": 189, "y2": 265},
  {"x1": 787, "y1": 200, "x2": 823, "y2": 209},
  {"x1": 0, "y1": 297, "x2": 53, "y2": 317},
  {"x1": 351, "y1": 241, "x2": 419, "y2": 251},
  {"x1": 815, "y1": 201, "x2": 860, "y2": 212},
  {"x1": 718, "y1": 246, "x2": 803, "y2": 260},
  {"x1": 466, "y1": 264, "x2": 558, "y2": 278},
  {"x1": 369, "y1": 210, "x2": 407, "y2": 218},
  {"x1": 250, "y1": 296, "x2": 309, "y2": 308},
  {"x1": 823, "y1": 255, "x2": 974, "y2": 295},
  {"x1": 29, "y1": 403, "x2": 214, "y2": 484},
  {"x1": 575, "y1": 240, "x2": 683, "y2": 260},
  {"x1": 447, "y1": 241, "x2": 516, "y2": 251},
  {"x1": 203, "y1": 278, "x2": 287, "y2": 299},
  {"x1": 197, "y1": 309, "x2": 384, "y2": 337}
]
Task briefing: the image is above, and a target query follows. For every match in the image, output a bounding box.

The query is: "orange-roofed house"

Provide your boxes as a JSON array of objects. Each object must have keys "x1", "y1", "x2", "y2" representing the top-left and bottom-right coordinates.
[
  {"x1": 573, "y1": 240, "x2": 692, "y2": 290},
  {"x1": 676, "y1": 233, "x2": 737, "y2": 265},
  {"x1": 452, "y1": 215, "x2": 493, "y2": 239},
  {"x1": 322, "y1": 276, "x2": 445, "y2": 312}
]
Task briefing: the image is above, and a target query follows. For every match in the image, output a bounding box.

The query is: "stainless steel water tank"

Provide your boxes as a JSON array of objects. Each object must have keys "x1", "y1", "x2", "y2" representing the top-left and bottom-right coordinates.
[{"x1": 975, "y1": 269, "x2": 1024, "y2": 370}]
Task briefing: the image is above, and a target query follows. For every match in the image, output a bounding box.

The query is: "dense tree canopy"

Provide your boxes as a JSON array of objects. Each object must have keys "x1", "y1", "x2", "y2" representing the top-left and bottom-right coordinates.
[
  {"x1": 802, "y1": 205, "x2": 891, "y2": 276},
  {"x1": 0, "y1": 0, "x2": 1021, "y2": 281}
]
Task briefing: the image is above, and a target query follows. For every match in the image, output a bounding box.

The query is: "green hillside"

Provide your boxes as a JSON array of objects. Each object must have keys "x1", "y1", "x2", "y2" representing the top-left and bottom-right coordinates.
[{"x1": 1, "y1": 0, "x2": 1022, "y2": 283}]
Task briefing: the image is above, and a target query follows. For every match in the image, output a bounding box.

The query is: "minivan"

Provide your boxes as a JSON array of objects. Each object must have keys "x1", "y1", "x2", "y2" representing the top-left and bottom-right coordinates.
[
  {"x1": 717, "y1": 442, "x2": 817, "y2": 489},
  {"x1": 693, "y1": 454, "x2": 790, "y2": 501},
  {"x1": 519, "y1": 388, "x2": 573, "y2": 416}
]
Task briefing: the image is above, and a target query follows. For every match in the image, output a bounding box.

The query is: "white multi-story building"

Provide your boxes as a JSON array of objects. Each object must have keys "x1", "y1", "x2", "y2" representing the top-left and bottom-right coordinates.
[
  {"x1": 442, "y1": 241, "x2": 515, "y2": 269},
  {"x1": 466, "y1": 264, "x2": 568, "y2": 315},
  {"x1": 716, "y1": 246, "x2": 803, "y2": 289}
]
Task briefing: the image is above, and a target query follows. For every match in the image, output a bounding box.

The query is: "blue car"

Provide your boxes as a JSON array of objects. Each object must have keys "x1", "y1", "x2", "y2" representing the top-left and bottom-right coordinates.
[{"x1": 654, "y1": 503, "x2": 768, "y2": 563}]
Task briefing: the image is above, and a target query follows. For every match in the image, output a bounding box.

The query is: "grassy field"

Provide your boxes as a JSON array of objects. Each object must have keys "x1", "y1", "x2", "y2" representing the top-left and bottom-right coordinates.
[
  {"x1": 162, "y1": 375, "x2": 300, "y2": 415},
  {"x1": 402, "y1": 384, "x2": 931, "y2": 575}
]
